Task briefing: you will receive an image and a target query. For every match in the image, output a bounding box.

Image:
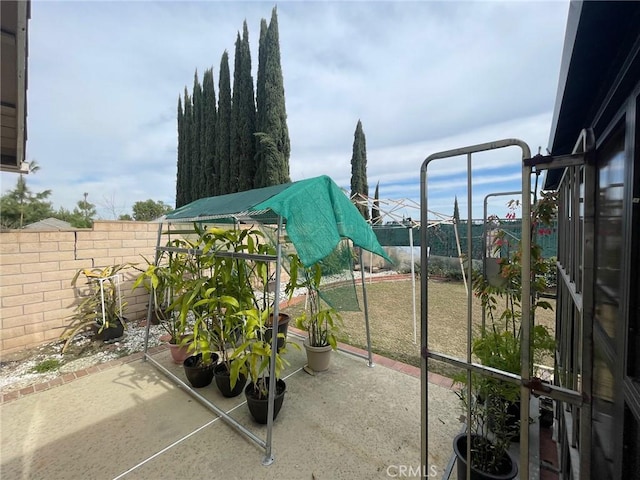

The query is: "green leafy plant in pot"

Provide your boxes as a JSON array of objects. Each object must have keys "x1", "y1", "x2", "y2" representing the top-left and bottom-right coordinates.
[
  {"x1": 453, "y1": 192, "x2": 558, "y2": 478},
  {"x1": 471, "y1": 192, "x2": 557, "y2": 425},
  {"x1": 61, "y1": 263, "x2": 132, "y2": 353},
  {"x1": 132, "y1": 240, "x2": 196, "y2": 363},
  {"x1": 287, "y1": 253, "x2": 343, "y2": 372},
  {"x1": 230, "y1": 307, "x2": 297, "y2": 424},
  {"x1": 453, "y1": 376, "x2": 518, "y2": 480},
  {"x1": 179, "y1": 272, "x2": 245, "y2": 394}
]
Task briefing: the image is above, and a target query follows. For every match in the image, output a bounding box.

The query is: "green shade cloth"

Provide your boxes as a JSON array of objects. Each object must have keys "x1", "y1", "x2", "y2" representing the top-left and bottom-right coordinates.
[
  {"x1": 165, "y1": 182, "x2": 290, "y2": 223},
  {"x1": 164, "y1": 175, "x2": 390, "y2": 267}
]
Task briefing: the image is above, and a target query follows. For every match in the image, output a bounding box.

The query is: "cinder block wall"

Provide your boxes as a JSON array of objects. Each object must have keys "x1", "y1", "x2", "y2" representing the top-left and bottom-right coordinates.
[{"x1": 0, "y1": 221, "x2": 160, "y2": 355}]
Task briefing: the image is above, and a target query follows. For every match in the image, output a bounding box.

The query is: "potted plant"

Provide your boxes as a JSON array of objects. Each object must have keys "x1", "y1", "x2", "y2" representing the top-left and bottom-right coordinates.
[
  {"x1": 453, "y1": 192, "x2": 558, "y2": 477},
  {"x1": 170, "y1": 225, "x2": 267, "y2": 391},
  {"x1": 471, "y1": 192, "x2": 557, "y2": 422},
  {"x1": 132, "y1": 251, "x2": 176, "y2": 325},
  {"x1": 230, "y1": 307, "x2": 297, "y2": 424},
  {"x1": 287, "y1": 253, "x2": 343, "y2": 372},
  {"x1": 177, "y1": 277, "x2": 242, "y2": 391},
  {"x1": 453, "y1": 377, "x2": 518, "y2": 480},
  {"x1": 61, "y1": 263, "x2": 132, "y2": 353},
  {"x1": 132, "y1": 241, "x2": 194, "y2": 363}
]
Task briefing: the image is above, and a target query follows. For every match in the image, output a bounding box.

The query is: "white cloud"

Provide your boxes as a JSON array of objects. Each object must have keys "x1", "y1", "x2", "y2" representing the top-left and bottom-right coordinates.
[{"x1": 1, "y1": 0, "x2": 569, "y2": 221}]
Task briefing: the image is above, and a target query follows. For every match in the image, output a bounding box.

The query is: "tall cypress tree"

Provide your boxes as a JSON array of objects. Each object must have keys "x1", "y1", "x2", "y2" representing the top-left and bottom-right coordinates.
[
  {"x1": 453, "y1": 196, "x2": 460, "y2": 223},
  {"x1": 230, "y1": 24, "x2": 257, "y2": 194},
  {"x1": 229, "y1": 33, "x2": 242, "y2": 194},
  {"x1": 182, "y1": 89, "x2": 193, "y2": 205},
  {"x1": 350, "y1": 119, "x2": 369, "y2": 220},
  {"x1": 255, "y1": 7, "x2": 290, "y2": 187},
  {"x1": 176, "y1": 96, "x2": 185, "y2": 208},
  {"x1": 202, "y1": 68, "x2": 217, "y2": 197},
  {"x1": 256, "y1": 18, "x2": 268, "y2": 148},
  {"x1": 372, "y1": 181, "x2": 381, "y2": 225},
  {"x1": 216, "y1": 51, "x2": 232, "y2": 195},
  {"x1": 191, "y1": 71, "x2": 204, "y2": 200}
]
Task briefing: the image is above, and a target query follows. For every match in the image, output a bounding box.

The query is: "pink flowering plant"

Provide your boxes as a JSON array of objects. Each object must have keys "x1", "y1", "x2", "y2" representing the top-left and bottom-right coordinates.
[{"x1": 471, "y1": 191, "x2": 557, "y2": 397}]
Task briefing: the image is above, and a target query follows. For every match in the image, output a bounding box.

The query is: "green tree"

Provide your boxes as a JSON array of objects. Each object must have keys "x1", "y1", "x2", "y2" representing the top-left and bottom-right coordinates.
[
  {"x1": 255, "y1": 7, "x2": 290, "y2": 187},
  {"x1": 231, "y1": 22, "x2": 257, "y2": 193},
  {"x1": 453, "y1": 196, "x2": 460, "y2": 223},
  {"x1": 175, "y1": 96, "x2": 185, "y2": 208},
  {"x1": 191, "y1": 71, "x2": 204, "y2": 200},
  {"x1": 76, "y1": 192, "x2": 96, "y2": 227},
  {"x1": 350, "y1": 120, "x2": 369, "y2": 220},
  {"x1": 54, "y1": 192, "x2": 96, "y2": 228},
  {"x1": 182, "y1": 89, "x2": 193, "y2": 205},
  {"x1": 132, "y1": 199, "x2": 173, "y2": 221},
  {"x1": 256, "y1": 18, "x2": 268, "y2": 144},
  {"x1": 0, "y1": 160, "x2": 53, "y2": 228},
  {"x1": 253, "y1": 133, "x2": 282, "y2": 188},
  {"x1": 119, "y1": 213, "x2": 133, "y2": 221},
  {"x1": 372, "y1": 181, "x2": 381, "y2": 225},
  {"x1": 202, "y1": 68, "x2": 217, "y2": 197},
  {"x1": 216, "y1": 51, "x2": 232, "y2": 195}
]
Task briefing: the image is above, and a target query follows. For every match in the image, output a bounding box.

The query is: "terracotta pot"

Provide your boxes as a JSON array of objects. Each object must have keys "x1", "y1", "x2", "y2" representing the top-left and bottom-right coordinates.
[{"x1": 167, "y1": 341, "x2": 191, "y2": 364}]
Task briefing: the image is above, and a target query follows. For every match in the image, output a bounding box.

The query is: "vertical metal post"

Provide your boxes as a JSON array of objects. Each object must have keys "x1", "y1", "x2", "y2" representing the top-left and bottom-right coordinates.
[
  {"x1": 465, "y1": 153, "x2": 473, "y2": 480},
  {"x1": 143, "y1": 222, "x2": 165, "y2": 356},
  {"x1": 579, "y1": 155, "x2": 595, "y2": 479},
  {"x1": 409, "y1": 226, "x2": 417, "y2": 344},
  {"x1": 263, "y1": 217, "x2": 284, "y2": 466},
  {"x1": 520, "y1": 160, "x2": 532, "y2": 479},
  {"x1": 420, "y1": 155, "x2": 430, "y2": 478},
  {"x1": 359, "y1": 248, "x2": 375, "y2": 367}
]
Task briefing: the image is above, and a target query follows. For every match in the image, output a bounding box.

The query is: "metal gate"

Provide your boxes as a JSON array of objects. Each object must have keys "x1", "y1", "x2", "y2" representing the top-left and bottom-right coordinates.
[{"x1": 420, "y1": 138, "x2": 590, "y2": 479}]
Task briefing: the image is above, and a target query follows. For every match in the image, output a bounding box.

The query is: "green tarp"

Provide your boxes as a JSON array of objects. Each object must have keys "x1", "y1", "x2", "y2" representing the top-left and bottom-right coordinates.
[{"x1": 164, "y1": 175, "x2": 390, "y2": 267}]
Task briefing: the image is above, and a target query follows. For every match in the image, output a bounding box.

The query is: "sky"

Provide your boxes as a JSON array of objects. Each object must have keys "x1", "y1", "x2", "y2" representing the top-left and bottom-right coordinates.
[{"x1": 0, "y1": 0, "x2": 571, "y2": 222}]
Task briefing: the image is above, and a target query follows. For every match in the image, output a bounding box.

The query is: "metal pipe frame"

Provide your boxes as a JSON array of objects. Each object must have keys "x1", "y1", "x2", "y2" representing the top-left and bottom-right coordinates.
[
  {"x1": 141, "y1": 218, "x2": 285, "y2": 466},
  {"x1": 428, "y1": 351, "x2": 583, "y2": 406},
  {"x1": 143, "y1": 353, "x2": 266, "y2": 448},
  {"x1": 409, "y1": 226, "x2": 418, "y2": 344},
  {"x1": 263, "y1": 217, "x2": 284, "y2": 465},
  {"x1": 421, "y1": 139, "x2": 533, "y2": 479},
  {"x1": 359, "y1": 248, "x2": 375, "y2": 367},
  {"x1": 520, "y1": 151, "x2": 533, "y2": 479},
  {"x1": 143, "y1": 222, "x2": 165, "y2": 356}
]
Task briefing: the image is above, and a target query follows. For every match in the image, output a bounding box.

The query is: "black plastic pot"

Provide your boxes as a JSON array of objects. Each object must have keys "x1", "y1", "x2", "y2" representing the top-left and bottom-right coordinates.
[
  {"x1": 244, "y1": 378, "x2": 286, "y2": 424},
  {"x1": 263, "y1": 313, "x2": 290, "y2": 351},
  {"x1": 95, "y1": 318, "x2": 125, "y2": 341},
  {"x1": 214, "y1": 362, "x2": 247, "y2": 397},
  {"x1": 453, "y1": 433, "x2": 517, "y2": 480},
  {"x1": 183, "y1": 353, "x2": 218, "y2": 388}
]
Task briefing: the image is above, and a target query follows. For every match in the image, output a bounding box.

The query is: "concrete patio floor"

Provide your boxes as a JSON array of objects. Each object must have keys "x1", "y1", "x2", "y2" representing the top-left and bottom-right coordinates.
[{"x1": 1, "y1": 336, "x2": 461, "y2": 480}]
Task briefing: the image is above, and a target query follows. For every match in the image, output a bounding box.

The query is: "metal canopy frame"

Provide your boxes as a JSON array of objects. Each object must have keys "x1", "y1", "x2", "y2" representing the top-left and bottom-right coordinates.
[
  {"x1": 141, "y1": 212, "x2": 378, "y2": 465},
  {"x1": 142, "y1": 217, "x2": 287, "y2": 466},
  {"x1": 350, "y1": 193, "x2": 466, "y2": 343},
  {"x1": 420, "y1": 138, "x2": 588, "y2": 480}
]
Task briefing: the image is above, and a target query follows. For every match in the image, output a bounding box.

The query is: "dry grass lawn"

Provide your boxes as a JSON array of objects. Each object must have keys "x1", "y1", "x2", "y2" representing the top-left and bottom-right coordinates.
[{"x1": 282, "y1": 277, "x2": 555, "y2": 378}]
